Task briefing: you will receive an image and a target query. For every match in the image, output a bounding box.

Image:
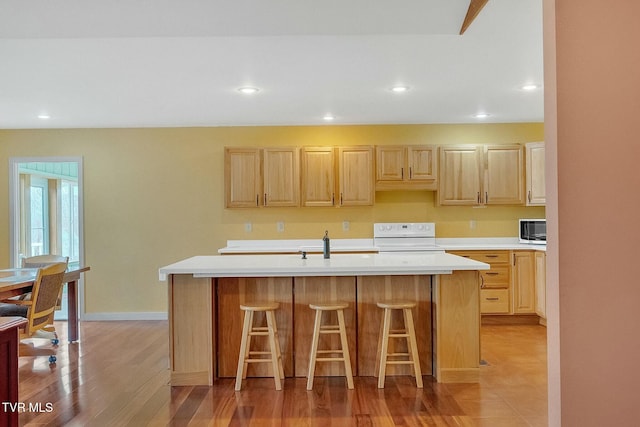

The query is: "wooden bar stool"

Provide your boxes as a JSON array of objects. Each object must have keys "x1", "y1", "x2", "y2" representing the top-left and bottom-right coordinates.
[
  {"x1": 307, "y1": 301, "x2": 354, "y2": 390},
  {"x1": 376, "y1": 300, "x2": 423, "y2": 389},
  {"x1": 235, "y1": 302, "x2": 285, "y2": 391}
]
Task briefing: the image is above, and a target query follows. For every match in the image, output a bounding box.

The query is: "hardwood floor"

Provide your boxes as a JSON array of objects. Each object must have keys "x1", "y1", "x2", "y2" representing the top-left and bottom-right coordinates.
[{"x1": 16, "y1": 321, "x2": 547, "y2": 426}]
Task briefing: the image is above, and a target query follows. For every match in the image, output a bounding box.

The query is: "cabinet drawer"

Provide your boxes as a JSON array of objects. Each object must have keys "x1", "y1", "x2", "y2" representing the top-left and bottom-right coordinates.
[
  {"x1": 481, "y1": 289, "x2": 510, "y2": 314},
  {"x1": 480, "y1": 265, "x2": 510, "y2": 288},
  {"x1": 451, "y1": 251, "x2": 510, "y2": 264}
]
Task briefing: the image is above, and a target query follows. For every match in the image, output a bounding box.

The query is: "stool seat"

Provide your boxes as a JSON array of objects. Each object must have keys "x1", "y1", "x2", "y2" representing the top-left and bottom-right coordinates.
[
  {"x1": 376, "y1": 300, "x2": 417, "y2": 309},
  {"x1": 309, "y1": 301, "x2": 349, "y2": 311},
  {"x1": 235, "y1": 301, "x2": 284, "y2": 391},
  {"x1": 240, "y1": 302, "x2": 280, "y2": 311},
  {"x1": 307, "y1": 301, "x2": 354, "y2": 390},
  {"x1": 376, "y1": 300, "x2": 423, "y2": 389}
]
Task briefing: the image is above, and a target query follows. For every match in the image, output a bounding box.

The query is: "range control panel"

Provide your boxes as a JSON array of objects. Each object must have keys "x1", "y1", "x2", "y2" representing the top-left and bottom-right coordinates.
[{"x1": 373, "y1": 223, "x2": 435, "y2": 238}]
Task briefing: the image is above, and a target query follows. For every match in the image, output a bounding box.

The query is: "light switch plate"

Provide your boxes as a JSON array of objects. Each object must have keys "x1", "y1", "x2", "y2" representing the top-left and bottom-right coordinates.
[
  {"x1": 245, "y1": 222, "x2": 252, "y2": 232},
  {"x1": 343, "y1": 220, "x2": 350, "y2": 231},
  {"x1": 277, "y1": 221, "x2": 285, "y2": 232}
]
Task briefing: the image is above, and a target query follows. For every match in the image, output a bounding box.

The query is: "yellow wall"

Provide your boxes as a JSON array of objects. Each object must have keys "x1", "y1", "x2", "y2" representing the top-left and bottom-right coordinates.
[{"x1": 0, "y1": 123, "x2": 544, "y2": 315}]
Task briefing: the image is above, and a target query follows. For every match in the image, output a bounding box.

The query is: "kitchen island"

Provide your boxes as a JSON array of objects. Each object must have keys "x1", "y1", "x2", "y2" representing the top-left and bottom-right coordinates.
[{"x1": 159, "y1": 252, "x2": 489, "y2": 386}]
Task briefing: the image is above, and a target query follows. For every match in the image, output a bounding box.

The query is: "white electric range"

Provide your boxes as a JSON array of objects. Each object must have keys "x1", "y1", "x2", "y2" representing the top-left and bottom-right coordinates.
[{"x1": 373, "y1": 222, "x2": 444, "y2": 254}]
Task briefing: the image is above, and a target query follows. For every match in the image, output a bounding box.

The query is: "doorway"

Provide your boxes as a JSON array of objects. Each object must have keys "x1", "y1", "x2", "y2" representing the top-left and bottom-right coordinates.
[{"x1": 8, "y1": 157, "x2": 85, "y2": 320}]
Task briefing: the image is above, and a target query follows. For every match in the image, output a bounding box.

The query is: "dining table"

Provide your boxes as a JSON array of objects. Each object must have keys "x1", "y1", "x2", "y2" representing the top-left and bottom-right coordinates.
[{"x1": 0, "y1": 264, "x2": 90, "y2": 342}]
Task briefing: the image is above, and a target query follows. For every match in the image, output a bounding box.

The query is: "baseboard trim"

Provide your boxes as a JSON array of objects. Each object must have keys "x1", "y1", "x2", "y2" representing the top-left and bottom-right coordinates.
[
  {"x1": 82, "y1": 312, "x2": 168, "y2": 321},
  {"x1": 481, "y1": 314, "x2": 541, "y2": 325}
]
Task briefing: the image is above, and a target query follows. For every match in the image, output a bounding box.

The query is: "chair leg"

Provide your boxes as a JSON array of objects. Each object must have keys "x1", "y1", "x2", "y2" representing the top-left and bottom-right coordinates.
[
  {"x1": 266, "y1": 310, "x2": 282, "y2": 390},
  {"x1": 404, "y1": 308, "x2": 423, "y2": 388},
  {"x1": 378, "y1": 308, "x2": 392, "y2": 388},
  {"x1": 271, "y1": 312, "x2": 285, "y2": 380},
  {"x1": 337, "y1": 309, "x2": 354, "y2": 389},
  {"x1": 235, "y1": 310, "x2": 252, "y2": 391},
  {"x1": 306, "y1": 309, "x2": 323, "y2": 390}
]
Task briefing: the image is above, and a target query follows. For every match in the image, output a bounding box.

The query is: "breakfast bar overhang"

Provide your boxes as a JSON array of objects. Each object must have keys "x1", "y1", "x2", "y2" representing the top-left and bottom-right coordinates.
[{"x1": 159, "y1": 253, "x2": 489, "y2": 386}]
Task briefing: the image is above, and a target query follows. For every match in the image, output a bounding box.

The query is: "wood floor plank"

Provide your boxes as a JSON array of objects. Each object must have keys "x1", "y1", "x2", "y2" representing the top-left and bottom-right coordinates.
[{"x1": 16, "y1": 321, "x2": 547, "y2": 426}]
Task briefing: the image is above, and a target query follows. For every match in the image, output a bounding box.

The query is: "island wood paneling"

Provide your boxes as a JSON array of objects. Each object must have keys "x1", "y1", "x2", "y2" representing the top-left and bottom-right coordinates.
[
  {"x1": 292, "y1": 276, "x2": 356, "y2": 377},
  {"x1": 356, "y1": 275, "x2": 432, "y2": 377},
  {"x1": 216, "y1": 277, "x2": 294, "y2": 378},
  {"x1": 169, "y1": 274, "x2": 214, "y2": 385},
  {"x1": 434, "y1": 270, "x2": 480, "y2": 382}
]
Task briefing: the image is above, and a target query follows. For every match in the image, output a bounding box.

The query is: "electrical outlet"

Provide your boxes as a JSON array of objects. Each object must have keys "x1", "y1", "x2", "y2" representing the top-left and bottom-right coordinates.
[
  {"x1": 470, "y1": 220, "x2": 476, "y2": 230},
  {"x1": 244, "y1": 222, "x2": 252, "y2": 232},
  {"x1": 277, "y1": 221, "x2": 285, "y2": 232},
  {"x1": 343, "y1": 220, "x2": 350, "y2": 231}
]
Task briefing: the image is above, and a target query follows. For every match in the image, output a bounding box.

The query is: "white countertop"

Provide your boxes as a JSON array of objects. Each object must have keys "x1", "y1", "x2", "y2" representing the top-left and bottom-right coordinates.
[
  {"x1": 218, "y1": 237, "x2": 546, "y2": 254},
  {"x1": 158, "y1": 252, "x2": 489, "y2": 281},
  {"x1": 437, "y1": 238, "x2": 547, "y2": 251}
]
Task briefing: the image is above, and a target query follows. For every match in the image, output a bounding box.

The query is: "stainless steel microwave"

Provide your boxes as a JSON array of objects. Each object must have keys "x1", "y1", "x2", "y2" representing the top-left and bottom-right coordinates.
[{"x1": 519, "y1": 219, "x2": 546, "y2": 244}]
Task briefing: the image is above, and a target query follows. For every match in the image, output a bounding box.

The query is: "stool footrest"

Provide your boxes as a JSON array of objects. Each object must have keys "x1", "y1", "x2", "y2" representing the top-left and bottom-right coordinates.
[{"x1": 316, "y1": 357, "x2": 346, "y2": 362}]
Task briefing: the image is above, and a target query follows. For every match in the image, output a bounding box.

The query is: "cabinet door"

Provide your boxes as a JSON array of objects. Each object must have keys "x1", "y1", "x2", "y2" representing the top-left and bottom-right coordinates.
[
  {"x1": 535, "y1": 251, "x2": 546, "y2": 318},
  {"x1": 225, "y1": 148, "x2": 262, "y2": 208},
  {"x1": 438, "y1": 146, "x2": 482, "y2": 205},
  {"x1": 376, "y1": 146, "x2": 405, "y2": 181},
  {"x1": 338, "y1": 146, "x2": 374, "y2": 206},
  {"x1": 526, "y1": 142, "x2": 546, "y2": 206},
  {"x1": 301, "y1": 147, "x2": 335, "y2": 207},
  {"x1": 263, "y1": 147, "x2": 300, "y2": 207},
  {"x1": 484, "y1": 145, "x2": 525, "y2": 205},
  {"x1": 407, "y1": 145, "x2": 436, "y2": 181},
  {"x1": 512, "y1": 251, "x2": 536, "y2": 314}
]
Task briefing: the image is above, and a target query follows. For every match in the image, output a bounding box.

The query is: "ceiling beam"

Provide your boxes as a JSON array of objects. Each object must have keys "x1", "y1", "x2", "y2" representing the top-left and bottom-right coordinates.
[{"x1": 460, "y1": 0, "x2": 489, "y2": 34}]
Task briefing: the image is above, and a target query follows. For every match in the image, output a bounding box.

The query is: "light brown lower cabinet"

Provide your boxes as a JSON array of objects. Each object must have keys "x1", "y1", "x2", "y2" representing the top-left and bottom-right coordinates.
[
  {"x1": 512, "y1": 251, "x2": 536, "y2": 314},
  {"x1": 450, "y1": 250, "x2": 511, "y2": 314},
  {"x1": 535, "y1": 251, "x2": 547, "y2": 319},
  {"x1": 449, "y1": 249, "x2": 545, "y2": 317}
]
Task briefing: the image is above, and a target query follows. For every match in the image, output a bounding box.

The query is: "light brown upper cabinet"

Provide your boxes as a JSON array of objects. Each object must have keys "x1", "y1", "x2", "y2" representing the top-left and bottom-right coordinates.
[
  {"x1": 301, "y1": 146, "x2": 374, "y2": 207},
  {"x1": 301, "y1": 147, "x2": 336, "y2": 207},
  {"x1": 225, "y1": 147, "x2": 300, "y2": 208},
  {"x1": 438, "y1": 144, "x2": 524, "y2": 206},
  {"x1": 375, "y1": 145, "x2": 437, "y2": 190},
  {"x1": 225, "y1": 147, "x2": 262, "y2": 208},
  {"x1": 438, "y1": 145, "x2": 483, "y2": 205},
  {"x1": 484, "y1": 145, "x2": 525, "y2": 205},
  {"x1": 337, "y1": 146, "x2": 375, "y2": 206},
  {"x1": 525, "y1": 142, "x2": 545, "y2": 206}
]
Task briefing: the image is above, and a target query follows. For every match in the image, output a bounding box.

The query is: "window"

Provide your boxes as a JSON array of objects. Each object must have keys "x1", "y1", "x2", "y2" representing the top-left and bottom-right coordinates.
[{"x1": 29, "y1": 177, "x2": 49, "y2": 256}]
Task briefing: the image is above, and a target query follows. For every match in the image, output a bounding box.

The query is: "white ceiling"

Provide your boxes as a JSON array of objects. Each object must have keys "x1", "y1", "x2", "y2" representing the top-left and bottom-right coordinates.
[{"x1": 0, "y1": 0, "x2": 543, "y2": 129}]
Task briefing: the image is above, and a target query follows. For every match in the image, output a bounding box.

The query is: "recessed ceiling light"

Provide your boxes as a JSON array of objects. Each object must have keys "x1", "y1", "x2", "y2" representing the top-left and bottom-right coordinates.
[
  {"x1": 390, "y1": 85, "x2": 410, "y2": 93},
  {"x1": 37, "y1": 114, "x2": 50, "y2": 120},
  {"x1": 521, "y1": 83, "x2": 539, "y2": 91},
  {"x1": 237, "y1": 86, "x2": 260, "y2": 95},
  {"x1": 323, "y1": 114, "x2": 336, "y2": 121},
  {"x1": 473, "y1": 113, "x2": 490, "y2": 119}
]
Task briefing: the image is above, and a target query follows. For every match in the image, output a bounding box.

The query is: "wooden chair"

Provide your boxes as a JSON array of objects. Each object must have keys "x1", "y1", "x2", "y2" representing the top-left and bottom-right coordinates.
[
  {"x1": 235, "y1": 302, "x2": 285, "y2": 391},
  {"x1": 376, "y1": 300, "x2": 423, "y2": 389},
  {"x1": 306, "y1": 301, "x2": 354, "y2": 390},
  {"x1": 0, "y1": 262, "x2": 68, "y2": 363},
  {"x1": 22, "y1": 254, "x2": 70, "y2": 268},
  {"x1": 19, "y1": 255, "x2": 69, "y2": 309}
]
